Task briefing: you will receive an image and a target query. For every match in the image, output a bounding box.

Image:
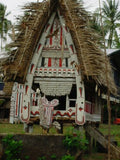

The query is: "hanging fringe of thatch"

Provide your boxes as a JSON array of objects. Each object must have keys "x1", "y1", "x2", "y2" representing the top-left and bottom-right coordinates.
[
  {"x1": 1, "y1": 0, "x2": 117, "y2": 95},
  {"x1": 59, "y1": 0, "x2": 116, "y2": 94},
  {"x1": 2, "y1": 1, "x2": 52, "y2": 80}
]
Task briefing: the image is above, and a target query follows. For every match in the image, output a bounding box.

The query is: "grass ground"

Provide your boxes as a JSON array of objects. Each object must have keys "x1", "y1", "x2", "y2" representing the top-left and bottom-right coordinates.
[
  {"x1": 0, "y1": 123, "x2": 120, "y2": 135},
  {"x1": 0, "y1": 123, "x2": 120, "y2": 160},
  {"x1": 0, "y1": 123, "x2": 57, "y2": 134},
  {"x1": 99, "y1": 124, "x2": 120, "y2": 136},
  {"x1": 83, "y1": 153, "x2": 107, "y2": 160},
  {"x1": 99, "y1": 124, "x2": 120, "y2": 147}
]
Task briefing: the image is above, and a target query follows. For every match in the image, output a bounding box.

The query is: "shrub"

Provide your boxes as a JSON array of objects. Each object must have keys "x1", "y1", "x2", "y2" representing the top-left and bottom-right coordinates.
[
  {"x1": 51, "y1": 154, "x2": 57, "y2": 159},
  {"x1": 37, "y1": 156, "x2": 46, "y2": 160},
  {"x1": 63, "y1": 127, "x2": 88, "y2": 152},
  {"x1": 61, "y1": 155, "x2": 75, "y2": 160},
  {"x1": 2, "y1": 134, "x2": 23, "y2": 160}
]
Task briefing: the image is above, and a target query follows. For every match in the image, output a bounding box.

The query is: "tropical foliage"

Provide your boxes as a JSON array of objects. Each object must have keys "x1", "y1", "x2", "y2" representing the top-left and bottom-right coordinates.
[
  {"x1": 89, "y1": 10, "x2": 103, "y2": 36},
  {"x1": 113, "y1": 32, "x2": 120, "y2": 48},
  {"x1": 88, "y1": 10, "x2": 106, "y2": 48},
  {"x1": 0, "y1": 3, "x2": 11, "y2": 50},
  {"x1": 102, "y1": 0, "x2": 120, "y2": 48},
  {"x1": 89, "y1": 0, "x2": 120, "y2": 48},
  {"x1": 2, "y1": 135, "x2": 23, "y2": 160}
]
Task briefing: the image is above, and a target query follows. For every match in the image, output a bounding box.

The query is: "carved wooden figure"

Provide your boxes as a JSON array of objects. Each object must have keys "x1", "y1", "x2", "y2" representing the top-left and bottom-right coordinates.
[{"x1": 39, "y1": 96, "x2": 59, "y2": 129}]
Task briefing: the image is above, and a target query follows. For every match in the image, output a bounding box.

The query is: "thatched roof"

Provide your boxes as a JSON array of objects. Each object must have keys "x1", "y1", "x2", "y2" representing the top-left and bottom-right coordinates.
[{"x1": 1, "y1": 0, "x2": 117, "y2": 95}]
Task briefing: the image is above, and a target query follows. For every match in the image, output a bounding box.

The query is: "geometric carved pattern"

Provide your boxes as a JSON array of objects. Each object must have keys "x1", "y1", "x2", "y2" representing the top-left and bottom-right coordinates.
[{"x1": 39, "y1": 82, "x2": 73, "y2": 96}]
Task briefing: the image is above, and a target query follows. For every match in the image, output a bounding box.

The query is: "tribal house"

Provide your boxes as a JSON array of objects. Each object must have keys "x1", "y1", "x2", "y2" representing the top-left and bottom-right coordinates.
[{"x1": 0, "y1": 0, "x2": 117, "y2": 129}]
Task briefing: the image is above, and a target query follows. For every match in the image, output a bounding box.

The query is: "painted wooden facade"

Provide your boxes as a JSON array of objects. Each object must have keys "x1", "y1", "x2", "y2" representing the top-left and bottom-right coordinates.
[{"x1": 10, "y1": 10, "x2": 101, "y2": 125}]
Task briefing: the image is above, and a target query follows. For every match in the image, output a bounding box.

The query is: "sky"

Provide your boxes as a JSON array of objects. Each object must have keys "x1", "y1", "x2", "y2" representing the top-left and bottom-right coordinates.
[
  {"x1": 0, "y1": 0, "x2": 104, "y2": 23},
  {"x1": 0, "y1": 0, "x2": 119, "y2": 55}
]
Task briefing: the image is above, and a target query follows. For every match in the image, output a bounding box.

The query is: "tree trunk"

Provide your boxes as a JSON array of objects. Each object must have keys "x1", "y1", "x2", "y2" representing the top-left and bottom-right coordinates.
[{"x1": 1, "y1": 35, "x2": 2, "y2": 51}]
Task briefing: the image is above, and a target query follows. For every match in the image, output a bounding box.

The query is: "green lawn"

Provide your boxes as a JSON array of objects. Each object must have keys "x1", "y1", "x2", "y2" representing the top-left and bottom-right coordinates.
[
  {"x1": 99, "y1": 124, "x2": 120, "y2": 136},
  {"x1": 0, "y1": 123, "x2": 58, "y2": 135},
  {"x1": 0, "y1": 123, "x2": 120, "y2": 135},
  {"x1": 1, "y1": 123, "x2": 120, "y2": 146},
  {"x1": 0, "y1": 123, "x2": 25, "y2": 134},
  {"x1": 0, "y1": 123, "x2": 120, "y2": 160},
  {"x1": 99, "y1": 124, "x2": 120, "y2": 147}
]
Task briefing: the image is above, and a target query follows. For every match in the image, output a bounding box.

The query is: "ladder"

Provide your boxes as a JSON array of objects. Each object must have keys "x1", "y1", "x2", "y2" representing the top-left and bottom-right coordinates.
[{"x1": 85, "y1": 125, "x2": 120, "y2": 159}]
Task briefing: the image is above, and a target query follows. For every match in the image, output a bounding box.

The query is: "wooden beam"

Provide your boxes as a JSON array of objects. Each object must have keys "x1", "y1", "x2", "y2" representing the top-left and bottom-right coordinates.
[{"x1": 85, "y1": 125, "x2": 120, "y2": 159}]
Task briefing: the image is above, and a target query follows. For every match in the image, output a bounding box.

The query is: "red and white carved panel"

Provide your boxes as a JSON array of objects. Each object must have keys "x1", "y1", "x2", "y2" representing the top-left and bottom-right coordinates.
[{"x1": 10, "y1": 82, "x2": 24, "y2": 123}]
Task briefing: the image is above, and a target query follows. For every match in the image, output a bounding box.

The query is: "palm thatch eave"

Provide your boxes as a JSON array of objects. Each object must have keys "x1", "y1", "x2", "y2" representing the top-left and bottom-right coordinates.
[
  {"x1": 2, "y1": 1, "x2": 57, "y2": 81},
  {"x1": 1, "y1": 0, "x2": 117, "y2": 95}
]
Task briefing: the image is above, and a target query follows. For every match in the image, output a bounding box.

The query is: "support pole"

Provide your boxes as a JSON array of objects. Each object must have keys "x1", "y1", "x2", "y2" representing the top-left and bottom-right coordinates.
[{"x1": 98, "y1": 1, "x2": 111, "y2": 159}]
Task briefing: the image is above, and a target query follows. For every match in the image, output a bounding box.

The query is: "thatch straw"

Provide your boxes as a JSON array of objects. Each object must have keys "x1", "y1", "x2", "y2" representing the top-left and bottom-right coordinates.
[
  {"x1": 1, "y1": 0, "x2": 117, "y2": 95},
  {"x1": 60, "y1": 0, "x2": 116, "y2": 94}
]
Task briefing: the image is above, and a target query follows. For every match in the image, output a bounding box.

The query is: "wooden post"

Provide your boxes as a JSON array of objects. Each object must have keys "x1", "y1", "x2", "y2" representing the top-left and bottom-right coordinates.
[
  {"x1": 99, "y1": 1, "x2": 111, "y2": 159},
  {"x1": 85, "y1": 129, "x2": 93, "y2": 155},
  {"x1": 57, "y1": 121, "x2": 63, "y2": 134},
  {"x1": 24, "y1": 123, "x2": 29, "y2": 133},
  {"x1": 24, "y1": 122, "x2": 33, "y2": 133}
]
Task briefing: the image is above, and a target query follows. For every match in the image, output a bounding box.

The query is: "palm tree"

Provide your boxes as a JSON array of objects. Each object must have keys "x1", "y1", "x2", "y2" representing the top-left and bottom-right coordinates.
[
  {"x1": 88, "y1": 10, "x2": 108, "y2": 48},
  {"x1": 102, "y1": 0, "x2": 120, "y2": 48},
  {"x1": 0, "y1": 3, "x2": 11, "y2": 51},
  {"x1": 89, "y1": 10, "x2": 105, "y2": 35},
  {"x1": 113, "y1": 31, "x2": 120, "y2": 48}
]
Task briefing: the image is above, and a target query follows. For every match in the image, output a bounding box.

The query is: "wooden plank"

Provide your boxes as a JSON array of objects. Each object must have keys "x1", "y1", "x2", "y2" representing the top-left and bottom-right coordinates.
[
  {"x1": 85, "y1": 125, "x2": 120, "y2": 159},
  {"x1": 34, "y1": 77, "x2": 75, "y2": 82},
  {"x1": 42, "y1": 51, "x2": 69, "y2": 58}
]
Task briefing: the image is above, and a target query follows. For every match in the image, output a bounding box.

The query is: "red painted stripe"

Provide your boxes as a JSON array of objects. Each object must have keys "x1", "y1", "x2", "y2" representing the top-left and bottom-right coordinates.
[
  {"x1": 33, "y1": 100, "x2": 35, "y2": 106},
  {"x1": 53, "y1": 111, "x2": 75, "y2": 118},
  {"x1": 37, "y1": 44, "x2": 41, "y2": 53},
  {"x1": 59, "y1": 58, "x2": 62, "y2": 67},
  {"x1": 60, "y1": 27, "x2": 63, "y2": 45},
  {"x1": 25, "y1": 85, "x2": 29, "y2": 95},
  {"x1": 31, "y1": 111, "x2": 40, "y2": 115},
  {"x1": 85, "y1": 102, "x2": 91, "y2": 113},
  {"x1": 79, "y1": 87, "x2": 82, "y2": 97},
  {"x1": 50, "y1": 25, "x2": 53, "y2": 45},
  {"x1": 16, "y1": 92, "x2": 18, "y2": 116},
  {"x1": 45, "y1": 24, "x2": 50, "y2": 32},
  {"x1": 48, "y1": 58, "x2": 51, "y2": 67},
  {"x1": 21, "y1": 93, "x2": 23, "y2": 114},
  {"x1": 70, "y1": 45, "x2": 74, "y2": 53},
  {"x1": 30, "y1": 64, "x2": 34, "y2": 74}
]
